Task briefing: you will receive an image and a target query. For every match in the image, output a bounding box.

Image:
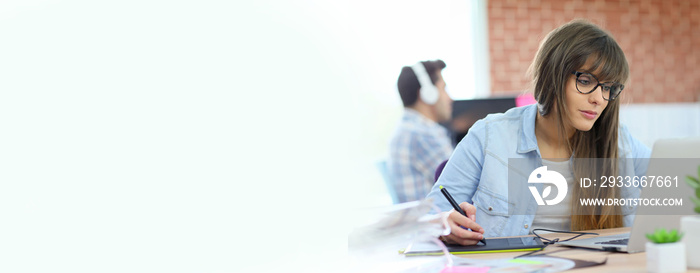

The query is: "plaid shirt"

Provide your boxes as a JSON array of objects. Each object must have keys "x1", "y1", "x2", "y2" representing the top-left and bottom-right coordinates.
[{"x1": 388, "y1": 109, "x2": 454, "y2": 203}]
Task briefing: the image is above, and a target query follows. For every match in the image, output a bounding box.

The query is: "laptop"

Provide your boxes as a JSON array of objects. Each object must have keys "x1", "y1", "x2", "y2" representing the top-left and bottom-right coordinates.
[{"x1": 557, "y1": 137, "x2": 700, "y2": 253}]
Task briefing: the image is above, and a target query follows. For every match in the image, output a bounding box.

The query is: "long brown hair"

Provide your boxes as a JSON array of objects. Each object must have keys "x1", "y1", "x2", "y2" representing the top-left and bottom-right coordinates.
[{"x1": 528, "y1": 20, "x2": 630, "y2": 231}]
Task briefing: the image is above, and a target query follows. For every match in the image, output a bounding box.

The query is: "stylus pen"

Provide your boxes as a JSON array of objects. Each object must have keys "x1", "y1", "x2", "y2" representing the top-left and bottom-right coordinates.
[{"x1": 439, "y1": 185, "x2": 487, "y2": 245}]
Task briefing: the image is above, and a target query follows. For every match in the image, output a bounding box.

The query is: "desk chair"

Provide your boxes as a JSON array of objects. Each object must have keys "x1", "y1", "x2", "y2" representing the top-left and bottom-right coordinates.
[
  {"x1": 434, "y1": 159, "x2": 448, "y2": 182},
  {"x1": 375, "y1": 160, "x2": 400, "y2": 204}
]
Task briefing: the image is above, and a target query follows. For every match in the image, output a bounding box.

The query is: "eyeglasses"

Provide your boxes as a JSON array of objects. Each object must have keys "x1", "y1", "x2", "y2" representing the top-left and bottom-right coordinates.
[{"x1": 571, "y1": 71, "x2": 624, "y2": 101}]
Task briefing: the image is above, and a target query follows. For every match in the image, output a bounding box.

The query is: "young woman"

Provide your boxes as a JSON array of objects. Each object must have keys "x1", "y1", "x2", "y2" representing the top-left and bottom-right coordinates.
[{"x1": 425, "y1": 20, "x2": 650, "y2": 246}]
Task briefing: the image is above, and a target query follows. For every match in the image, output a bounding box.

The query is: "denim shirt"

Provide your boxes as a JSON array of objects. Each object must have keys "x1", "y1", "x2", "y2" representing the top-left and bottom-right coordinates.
[{"x1": 426, "y1": 104, "x2": 651, "y2": 237}]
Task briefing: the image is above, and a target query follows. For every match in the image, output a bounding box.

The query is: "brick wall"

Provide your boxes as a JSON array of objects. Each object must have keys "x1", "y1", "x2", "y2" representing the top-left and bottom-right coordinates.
[{"x1": 489, "y1": 0, "x2": 700, "y2": 103}]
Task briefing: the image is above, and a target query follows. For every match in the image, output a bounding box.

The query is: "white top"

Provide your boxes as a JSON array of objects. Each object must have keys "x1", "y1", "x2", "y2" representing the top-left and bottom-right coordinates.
[{"x1": 530, "y1": 159, "x2": 575, "y2": 232}]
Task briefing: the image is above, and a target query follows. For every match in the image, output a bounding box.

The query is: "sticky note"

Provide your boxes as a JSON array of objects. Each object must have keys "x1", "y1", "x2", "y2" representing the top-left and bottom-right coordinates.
[
  {"x1": 509, "y1": 258, "x2": 545, "y2": 265},
  {"x1": 516, "y1": 94, "x2": 536, "y2": 107}
]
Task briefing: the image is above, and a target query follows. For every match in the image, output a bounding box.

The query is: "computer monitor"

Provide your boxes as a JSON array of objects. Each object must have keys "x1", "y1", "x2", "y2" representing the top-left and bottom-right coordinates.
[{"x1": 446, "y1": 97, "x2": 517, "y2": 146}]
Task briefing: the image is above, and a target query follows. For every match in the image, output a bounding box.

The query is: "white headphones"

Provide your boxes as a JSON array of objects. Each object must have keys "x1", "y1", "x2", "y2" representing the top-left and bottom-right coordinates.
[{"x1": 411, "y1": 62, "x2": 439, "y2": 105}]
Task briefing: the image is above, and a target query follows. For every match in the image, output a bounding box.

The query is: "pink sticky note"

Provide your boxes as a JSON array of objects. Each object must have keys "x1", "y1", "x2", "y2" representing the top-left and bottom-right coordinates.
[
  {"x1": 439, "y1": 266, "x2": 490, "y2": 273},
  {"x1": 515, "y1": 94, "x2": 537, "y2": 107}
]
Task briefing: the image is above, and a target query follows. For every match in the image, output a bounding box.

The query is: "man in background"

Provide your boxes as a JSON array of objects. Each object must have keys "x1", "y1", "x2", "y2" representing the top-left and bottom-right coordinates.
[{"x1": 388, "y1": 60, "x2": 454, "y2": 203}]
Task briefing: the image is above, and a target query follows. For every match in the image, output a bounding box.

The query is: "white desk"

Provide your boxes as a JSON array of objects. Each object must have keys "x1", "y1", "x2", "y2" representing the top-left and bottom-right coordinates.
[{"x1": 455, "y1": 227, "x2": 699, "y2": 272}]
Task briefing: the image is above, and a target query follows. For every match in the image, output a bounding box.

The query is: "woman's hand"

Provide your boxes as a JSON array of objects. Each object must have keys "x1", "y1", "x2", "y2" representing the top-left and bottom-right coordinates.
[{"x1": 441, "y1": 202, "x2": 485, "y2": 245}]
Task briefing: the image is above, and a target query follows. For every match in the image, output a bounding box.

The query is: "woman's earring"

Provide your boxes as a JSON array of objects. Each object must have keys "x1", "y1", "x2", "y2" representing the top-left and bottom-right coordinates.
[{"x1": 537, "y1": 103, "x2": 548, "y2": 116}]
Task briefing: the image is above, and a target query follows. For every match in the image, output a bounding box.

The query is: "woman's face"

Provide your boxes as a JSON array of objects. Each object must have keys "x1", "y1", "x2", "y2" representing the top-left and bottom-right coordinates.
[{"x1": 563, "y1": 59, "x2": 610, "y2": 132}]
